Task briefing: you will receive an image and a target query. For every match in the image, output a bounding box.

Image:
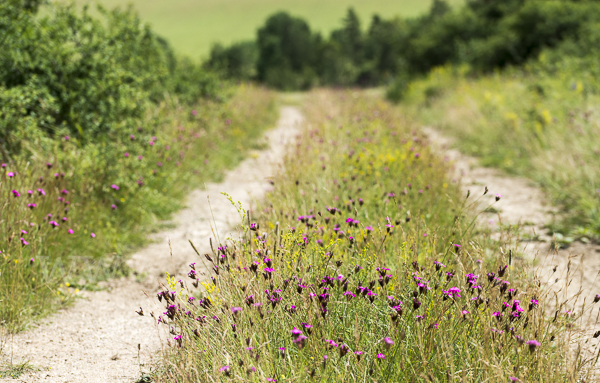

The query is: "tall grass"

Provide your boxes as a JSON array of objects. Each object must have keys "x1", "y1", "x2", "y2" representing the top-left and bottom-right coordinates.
[
  {"x1": 0, "y1": 85, "x2": 277, "y2": 332},
  {"x1": 149, "y1": 90, "x2": 597, "y2": 382},
  {"x1": 403, "y1": 61, "x2": 600, "y2": 243}
]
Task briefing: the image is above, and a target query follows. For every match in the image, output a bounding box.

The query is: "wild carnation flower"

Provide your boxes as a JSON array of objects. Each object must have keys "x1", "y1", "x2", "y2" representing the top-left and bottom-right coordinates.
[
  {"x1": 496, "y1": 194, "x2": 502, "y2": 201},
  {"x1": 525, "y1": 340, "x2": 541, "y2": 353},
  {"x1": 111, "y1": 184, "x2": 119, "y2": 190},
  {"x1": 231, "y1": 307, "x2": 242, "y2": 315},
  {"x1": 12, "y1": 190, "x2": 20, "y2": 197},
  {"x1": 7, "y1": 172, "x2": 15, "y2": 177},
  {"x1": 68, "y1": 229, "x2": 74, "y2": 234},
  {"x1": 383, "y1": 337, "x2": 394, "y2": 350},
  {"x1": 20, "y1": 238, "x2": 29, "y2": 246},
  {"x1": 90, "y1": 233, "x2": 96, "y2": 238},
  {"x1": 28, "y1": 203, "x2": 37, "y2": 209},
  {"x1": 377, "y1": 353, "x2": 385, "y2": 359},
  {"x1": 49, "y1": 221, "x2": 59, "y2": 227},
  {"x1": 124, "y1": 152, "x2": 129, "y2": 157},
  {"x1": 111, "y1": 204, "x2": 117, "y2": 210}
]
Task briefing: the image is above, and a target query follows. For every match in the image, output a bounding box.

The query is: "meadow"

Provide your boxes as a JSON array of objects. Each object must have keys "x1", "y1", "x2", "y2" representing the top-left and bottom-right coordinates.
[
  {"x1": 150, "y1": 90, "x2": 599, "y2": 382},
  {"x1": 4, "y1": 0, "x2": 600, "y2": 381},
  {"x1": 59, "y1": 0, "x2": 463, "y2": 57}
]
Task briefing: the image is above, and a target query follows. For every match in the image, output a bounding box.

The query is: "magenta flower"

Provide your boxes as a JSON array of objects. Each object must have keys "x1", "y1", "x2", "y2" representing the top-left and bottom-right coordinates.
[
  {"x1": 138, "y1": 155, "x2": 143, "y2": 160},
  {"x1": 37, "y1": 188, "x2": 46, "y2": 196},
  {"x1": 130, "y1": 134, "x2": 135, "y2": 140},
  {"x1": 68, "y1": 229, "x2": 74, "y2": 234},
  {"x1": 27, "y1": 190, "x2": 33, "y2": 196},
  {"x1": 149, "y1": 141, "x2": 154, "y2": 146},
  {"x1": 383, "y1": 337, "x2": 394, "y2": 350},
  {"x1": 21, "y1": 230, "x2": 27, "y2": 235},
  {"x1": 30, "y1": 258, "x2": 34, "y2": 264},
  {"x1": 64, "y1": 136, "x2": 69, "y2": 141},
  {"x1": 61, "y1": 189, "x2": 69, "y2": 195},
  {"x1": 20, "y1": 238, "x2": 29, "y2": 246},
  {"x1": 377, "y1": 353, "x2": 385, "y2": 359},
  {"x1": 496, "y1": 193, "x2": 502, "y2": 201},
  {"x1": 12, "y1": 190, "x2": 20, "y2": 197},
  {"x1": 28, "y1": 203, "x2": 37, "y2": 209},
  {"x1": 192, "y1": 110, "x2": 197, "y2": 116},
  {"x1": 49, "y1": 221, "x2": 59, "y2": 227},
  {"x1": 525, "y1": 340, "x2": 541, "y2": 353},
  {"x1": 111, "y1": 184, "x2": 120, "y2": 190},
  {"x1": 111, "y1": 204, "x2": 117, "y2": 210},
  {"x1": 124, "y1": 152, "x2": 129, "y2": 158},
  {"x1": 7, "y1": 172, "x2": 15, "y2": 177},
  {"x1": 90, "y1": 233, "x2": 96, "y2": 238},
  {"x1": 54, "y1": 173, "x2": 59, "y2": 178},
  {"x1": 157, "y1": 161, "x2": 163, "y2": 167}
]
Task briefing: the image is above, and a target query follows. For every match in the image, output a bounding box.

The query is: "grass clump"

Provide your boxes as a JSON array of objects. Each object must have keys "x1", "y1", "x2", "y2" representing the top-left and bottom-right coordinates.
[
  {"x1": 403, "y1": 59, "x2": 600, "y2": 241},
  {"x1": 0, "y1": 85, "x2": 277, "y2": 332},
  {"x1": 149, "y1": 91, "x2": 597, "y2": 381}
]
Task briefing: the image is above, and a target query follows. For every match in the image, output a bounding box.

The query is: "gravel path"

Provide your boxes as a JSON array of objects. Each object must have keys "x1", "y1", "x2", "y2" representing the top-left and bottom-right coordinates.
[{"x1": 0, "y1": 106, "x2": 303, "y2": 383}]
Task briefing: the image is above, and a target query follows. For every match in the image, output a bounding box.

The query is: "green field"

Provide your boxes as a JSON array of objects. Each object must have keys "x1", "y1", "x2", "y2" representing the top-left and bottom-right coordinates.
[{"x1": 58, "y1": 0, "x2": 462, "y2": 58}]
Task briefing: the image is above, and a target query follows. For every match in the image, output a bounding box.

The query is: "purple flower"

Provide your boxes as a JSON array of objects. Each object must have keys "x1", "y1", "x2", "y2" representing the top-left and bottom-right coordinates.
[
  {"x1": 525, "y1": 340, "x2": 541, "y2": 352},
  {"x1": 111, "y1": 184, "x2": 120, "y2": 191},
  {"x1": 377, "y1": 353, "x2": 385, "y2": 359},
  {"x1": 231, "y1": 307, "x2": 242, "y2": 315},
  {"x1": 138, "y1": 155, "x2": 143, "y2": 160},
  {"x1": 7, "y1": 172, "x2": 15, "y2": 177},
  {"x1": 90, "y1": 233, "x2": 96, "y2": 238},
  {"x1": 37, "y1": 188, "x2": 46, "y2": 196},
  {"x1": 12, "y1": 190, "x2": 20, "y2": 197},
  {"x1": 383, "y1": 337, "x2": 394, "y2": 350},
  {"x1": 20, "y1": 238, "x2": 29, "y2": 246},
  {"x1": 49, "y1": 221, "x2": 59, "y2": 227},
  {"x1": 64, "y1": 136, "x2": 69, "y2": 141},
  {"x1": 292, "y1": 334, "x2": 307, "y2": 349},
  {"x1": 149, "y1": 141, "x2": 154, "y2": 146},
  {"x1": 130, "y1": 134, "x2": 135, "y2": 140},
  {"x1": 28, "y1": 203, "x2": 37, "y2": 209},
  {"x1": 111, "y1": 204, "x2": 117, "y2": 210},
  {"x1": 68, "y1": 229, "x2": 74, "y2": 234}
]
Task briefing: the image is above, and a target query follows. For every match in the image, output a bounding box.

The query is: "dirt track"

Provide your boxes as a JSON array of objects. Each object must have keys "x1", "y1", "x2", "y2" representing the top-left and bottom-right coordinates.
[{"x1": 0, "y1": 107, "x2": 303, "y2": 383}]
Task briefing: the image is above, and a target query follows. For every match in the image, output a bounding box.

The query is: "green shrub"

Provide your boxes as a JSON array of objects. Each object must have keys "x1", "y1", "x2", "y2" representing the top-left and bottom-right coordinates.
[{"x1": 0, "y1": 1, "x2": 220, "y2": 156}]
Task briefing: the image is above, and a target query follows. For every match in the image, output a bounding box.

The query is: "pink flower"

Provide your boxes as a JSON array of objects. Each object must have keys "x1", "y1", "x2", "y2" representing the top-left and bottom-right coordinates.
[
  {"x1": 138, "y1": 155, "x2": 143, "y2": 160},
  {"x1": 64, "y1": 136, "x2": 70, "y2": 141},
  {"x1": 68, "y1": 229, "x2": 74, "y2": 234},
  {"x1": 148, "y1": 141, "x2": 154, "y2": 146},
  {"x1": 20, "y1": 238, "x2": 29, "y2": 246},
  {"x1": 192, "y1": 110, "x2": 197, "y2": 116},
  {"x1": 90, "y1": 232, "x2": 96, "y2": 238},
  {"x1": 27, "y1": 190, "x2": 33, "y2": 195},
  {"x1": 12, "y1": 190, "x2": 20, "y2": 197},
  {"x1": 377, "y1": 353, "x2": 385, "y2": 359},
  {"x1": 130, "y1": 134, "x2": 135, "y2": 140},
  {"x1": 124, "y1": 152, "x2": 129, "y2": 157},
  {"x1": 111, "y1": 204, "x2": 117, "y2": 210},
  {"x1": 61, "y1": 189, "x2": 69, "y2": 195},
  {"x1": 49, "y1": 221, "x2": 59, "y2": 227},
  {"x1": 7, "y1": 172, "x2": 15, "y2": 177},
  {"x1": 111, "y1": 184, "x2": 119, "y2": 190}
]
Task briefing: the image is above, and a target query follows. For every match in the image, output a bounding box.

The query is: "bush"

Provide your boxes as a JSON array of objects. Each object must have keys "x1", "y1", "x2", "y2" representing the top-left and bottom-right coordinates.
[{"x1": 0, "y1": 1, "x2": 220, "y2": 156}]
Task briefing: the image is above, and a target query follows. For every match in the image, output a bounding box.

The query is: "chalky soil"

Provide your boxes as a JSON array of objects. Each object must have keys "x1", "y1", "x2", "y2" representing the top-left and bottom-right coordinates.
[{"x1": 1, "y1": 107, "x2": 303, "y2": 383}]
